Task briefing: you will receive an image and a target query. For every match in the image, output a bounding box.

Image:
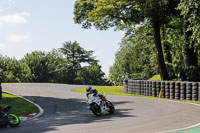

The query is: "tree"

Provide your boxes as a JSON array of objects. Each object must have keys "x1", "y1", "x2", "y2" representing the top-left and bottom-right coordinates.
[
  {"x1": 160, "y1": 17, "x2": 185, "y2": 80},
  {"x1": 109, "y1": 24, "x2": 157, "y2": 85},
  {"x1": 76, "y1": 62, "x2": 107, "y2": 85},
  {"x1": 22, "y1": 51, "x2": 50, "y2": 82},
  {"x1": 74, "y1": 0, "x2": 180, "y2": 80},
  {"x1": 177, "y1": 0, "x2": 200, "y2": 81},
  {"x1": 59, "y1": 41, "x2": 96, "y2": 83},
  {"x1": 45, "y1": 49, "x2": 68, "y2": 83},
  {"x1": 109, "y1": 46, "x2": 131, "y2": 85},
  {"x1": 0, "y1": 55, "x2": 32, "y2": 82}
]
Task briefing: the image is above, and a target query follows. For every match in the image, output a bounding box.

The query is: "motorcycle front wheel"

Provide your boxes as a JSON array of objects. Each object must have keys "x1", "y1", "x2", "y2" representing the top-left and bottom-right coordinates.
[
  {"x1": 90, "y1": 103, "x2": 101, "y2": 116},
  {"x1": 8, "y1": 114, "x2": 20, "y2": 127}
]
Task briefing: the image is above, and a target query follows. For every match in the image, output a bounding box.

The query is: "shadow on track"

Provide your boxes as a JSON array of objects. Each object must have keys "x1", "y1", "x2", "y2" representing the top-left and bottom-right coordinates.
[{"x1": 1, "y1": 96, "x2": 136, "y2": 133}]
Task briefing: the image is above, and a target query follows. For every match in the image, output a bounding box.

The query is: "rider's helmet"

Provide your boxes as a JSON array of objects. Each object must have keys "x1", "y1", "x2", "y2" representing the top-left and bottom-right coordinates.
[{"x1": 86, "y1": 86, "x2": 92, "y2": 92}]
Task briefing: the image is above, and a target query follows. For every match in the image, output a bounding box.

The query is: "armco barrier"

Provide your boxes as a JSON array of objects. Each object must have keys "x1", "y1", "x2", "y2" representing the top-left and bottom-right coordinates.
[{"x1": 123, "y1": 79, "x2": 200, "y2": 101}]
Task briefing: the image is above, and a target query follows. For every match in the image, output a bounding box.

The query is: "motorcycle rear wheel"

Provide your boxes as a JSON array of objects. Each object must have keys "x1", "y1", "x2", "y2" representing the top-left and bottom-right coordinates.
[{"x1": 107, "y1": 101, "x2": 115, "y2": 114}]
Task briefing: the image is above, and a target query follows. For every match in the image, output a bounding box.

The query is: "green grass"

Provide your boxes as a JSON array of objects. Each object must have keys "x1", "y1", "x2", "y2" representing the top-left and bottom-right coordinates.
[
  {"x1": 73, "y1": 86, "x2": 130, "y2": 96},
  {"x1": 72, "y1": 86, "x2": 155, "y2": 98},
  {"x1": 149, "y1": 74, "x2": 161, "y2": 81},
  {"x1": 72, "y1": 86, "x2": 200, "y2": 104},
  {"x1": 0, "y1": 91, "x2": 39, "y2": 116}
]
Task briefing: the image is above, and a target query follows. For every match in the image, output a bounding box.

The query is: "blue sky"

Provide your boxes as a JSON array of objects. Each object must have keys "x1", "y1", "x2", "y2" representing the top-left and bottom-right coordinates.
[{"x1": 0, "y1": 0, "x2": 124, "y2": 76}]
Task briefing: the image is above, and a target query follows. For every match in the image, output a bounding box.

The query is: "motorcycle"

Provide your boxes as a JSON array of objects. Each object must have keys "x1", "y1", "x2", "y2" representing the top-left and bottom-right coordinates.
[
  {"x1": 87, "y1": 93, "x2": 115, "y2": 116},
  {"x1": 0, "y1": 106, "x2": 20, "y2": 128}
]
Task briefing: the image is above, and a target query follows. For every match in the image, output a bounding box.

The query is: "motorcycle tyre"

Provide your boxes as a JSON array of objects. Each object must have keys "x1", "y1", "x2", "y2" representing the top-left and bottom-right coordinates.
[
  {"x1": 0, "y1": 123, "x2": 8, "y2": 128},
  {"x1": 8, "y1": 114, "x2": 20, "y2": 127},
  {"x1": 90, "y1": 103, "x2": 101, "y2": 116},
  {"x1": 107, "y1": 101, "x2": 115, "y2": 114}
]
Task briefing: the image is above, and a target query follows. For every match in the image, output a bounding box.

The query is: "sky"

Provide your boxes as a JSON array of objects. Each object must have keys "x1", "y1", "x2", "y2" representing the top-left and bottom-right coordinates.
[{"x1": 0, "y1": 0, "x2": 124, "y2": 76}]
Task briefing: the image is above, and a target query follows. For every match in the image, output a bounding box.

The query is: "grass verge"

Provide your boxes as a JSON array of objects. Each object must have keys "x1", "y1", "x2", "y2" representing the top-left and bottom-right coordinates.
[
  {"x1": 72, "y1": 86, "x2": 200, "y2": 104},
  {"x1": 149, "y1": 74, "x2": 161, "y2": 81},
  {"x1": 0, "y1": 91, "x2": 39, "y2": 116},
  {"x1": 72, "y1": 86, "x2": 155, "y2": 98}
]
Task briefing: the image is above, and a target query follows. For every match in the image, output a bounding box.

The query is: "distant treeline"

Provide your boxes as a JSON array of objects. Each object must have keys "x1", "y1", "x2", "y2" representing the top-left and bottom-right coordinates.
[{"x1": 0, "y1": 41, "x2": 109, "y2": 85}]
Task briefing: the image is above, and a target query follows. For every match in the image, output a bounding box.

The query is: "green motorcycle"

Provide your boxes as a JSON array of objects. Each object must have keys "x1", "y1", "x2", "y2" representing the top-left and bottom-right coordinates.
[{"x1": 0, "y1": 106, "x2": 20, "y2": 128}]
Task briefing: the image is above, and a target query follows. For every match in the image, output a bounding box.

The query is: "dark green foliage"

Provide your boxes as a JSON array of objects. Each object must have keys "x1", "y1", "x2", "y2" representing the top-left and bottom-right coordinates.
[
  {"x1": 0, "y1": 42, "x2": 107, "y2": 85},
  {"x1": 109, "y1": 0, "x2": 200, "y2": 84},
  {"x1": 0, "y1": 55, "x2": 32, "y2": 82},
  {"x1": 73, "y1": 0, "x2": 184, "y2": 80},
  {"x1": 76, "y1": 62, "x2": 108, "y2": 85},
  {"x1": 109, "y1": 25, "x2": 158, "y2": 85},
  {"x1": 22, "y1": 51, "x2": 50, "y2": 82},
  {"x1": 59, "y1": 41, "x2": 98, "y2": 84},
  {"x1": 45, "y1": 49, "x2": 68, "y2": 83}
]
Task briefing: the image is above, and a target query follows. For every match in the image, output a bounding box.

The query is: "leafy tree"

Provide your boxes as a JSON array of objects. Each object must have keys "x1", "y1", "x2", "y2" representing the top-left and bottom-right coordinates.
[
  {"x1": 22, "y1": 51, "x2": 50, "y2": 82},
  {"x1": 14, "y1": 61, "x2": 32, "y2": 82},
  {"x1": 109, "y1": 39, "x2": 134, "y2": 85},
  {"x1": 177, "y1": 0, "x2": 200, "y2": 81},
  {"x1": 0, "y1": 55, "x2": 32, "y2": 82},
  {"x1": 109, "y1": 24, "x2": 157, "y2": 85},
  {"x1": 0, "y1": 45, "x2": 109, "y2": 85},
  {"x1": 159, "y1": 17, "x2": 184, "y2": 80},
  {"x1": 178, "y1": 0, "x2": 200, "y2": 44},
  {"x1": 22, "y1": 50, "x2": 69, "y2": 83},
  {"x1": 76, "y1": 62, "x2": 107, "y2": 85},
  {"x1": 45, "y1": 49, "x2": 68, "y2": 83},
  {"x1": 59, "y1": 41, "x2": 96, "y2": 83},
  {"x1": 74, "y1": 0, "x2": 180, "y2": 80}
]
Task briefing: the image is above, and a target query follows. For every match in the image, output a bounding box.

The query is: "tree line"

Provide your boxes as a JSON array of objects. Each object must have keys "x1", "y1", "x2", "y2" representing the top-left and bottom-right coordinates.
[
  {"x1": 73, "y1": 0, "x2": 200, "y2": 85},
  {"x1": 0, "y1": 41, "x2": 108, "y2": 85}
]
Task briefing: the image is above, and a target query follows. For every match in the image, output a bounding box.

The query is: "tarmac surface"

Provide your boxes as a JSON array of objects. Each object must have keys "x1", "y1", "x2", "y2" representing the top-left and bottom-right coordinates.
[{"x1": 1, "y1": 83, "x2": 200, "y2": 133}]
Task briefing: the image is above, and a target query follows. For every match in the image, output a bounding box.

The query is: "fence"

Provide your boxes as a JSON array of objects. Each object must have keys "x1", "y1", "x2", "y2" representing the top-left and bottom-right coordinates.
[{"x1": 123, "y1": 79, "x2": 200, "y2": 101}]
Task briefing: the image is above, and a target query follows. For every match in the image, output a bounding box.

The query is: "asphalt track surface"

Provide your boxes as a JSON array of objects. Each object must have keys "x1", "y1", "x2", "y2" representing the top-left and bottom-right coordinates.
[{"x1": 1, "y1": 83, "x2": 200, "y2": 133}]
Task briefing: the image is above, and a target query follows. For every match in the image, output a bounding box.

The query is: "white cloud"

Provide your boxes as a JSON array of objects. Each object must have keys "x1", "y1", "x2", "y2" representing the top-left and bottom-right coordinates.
[
  {"x1": 8, "y1": 0, "x2": 16, "y2": 4},
  {"x1": 8, "y1": 34, "x2": 30, "y2": 43},
  {"x1": 0, "y1": 8, "x2": 3, "y2": 13},
  {"x1": 0, "y1": 12, "x2": 30, "y2": 24},
  {"x1": 0, "y1": 42, "x2": 6, "y2": 49},
  {"x1": 0, "y1": 11, "x2": 30, "y2": 29}
]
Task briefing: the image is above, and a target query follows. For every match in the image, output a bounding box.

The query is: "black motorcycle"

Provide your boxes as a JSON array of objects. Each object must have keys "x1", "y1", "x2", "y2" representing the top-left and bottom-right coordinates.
[{"x1": 0, "y1": 106, "x2": 20, "y2": 128}]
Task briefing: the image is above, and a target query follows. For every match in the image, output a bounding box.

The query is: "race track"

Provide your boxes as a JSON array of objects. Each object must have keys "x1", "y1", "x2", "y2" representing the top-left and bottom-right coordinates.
[{"x1": 1, "y1": 83, "x2": 200, "y2": 133}]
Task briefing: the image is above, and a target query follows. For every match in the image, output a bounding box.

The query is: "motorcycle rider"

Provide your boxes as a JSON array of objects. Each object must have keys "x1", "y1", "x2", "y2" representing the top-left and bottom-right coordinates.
[{"x1": 86, "y1": 86, "x2": 111, "y2": 107}]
